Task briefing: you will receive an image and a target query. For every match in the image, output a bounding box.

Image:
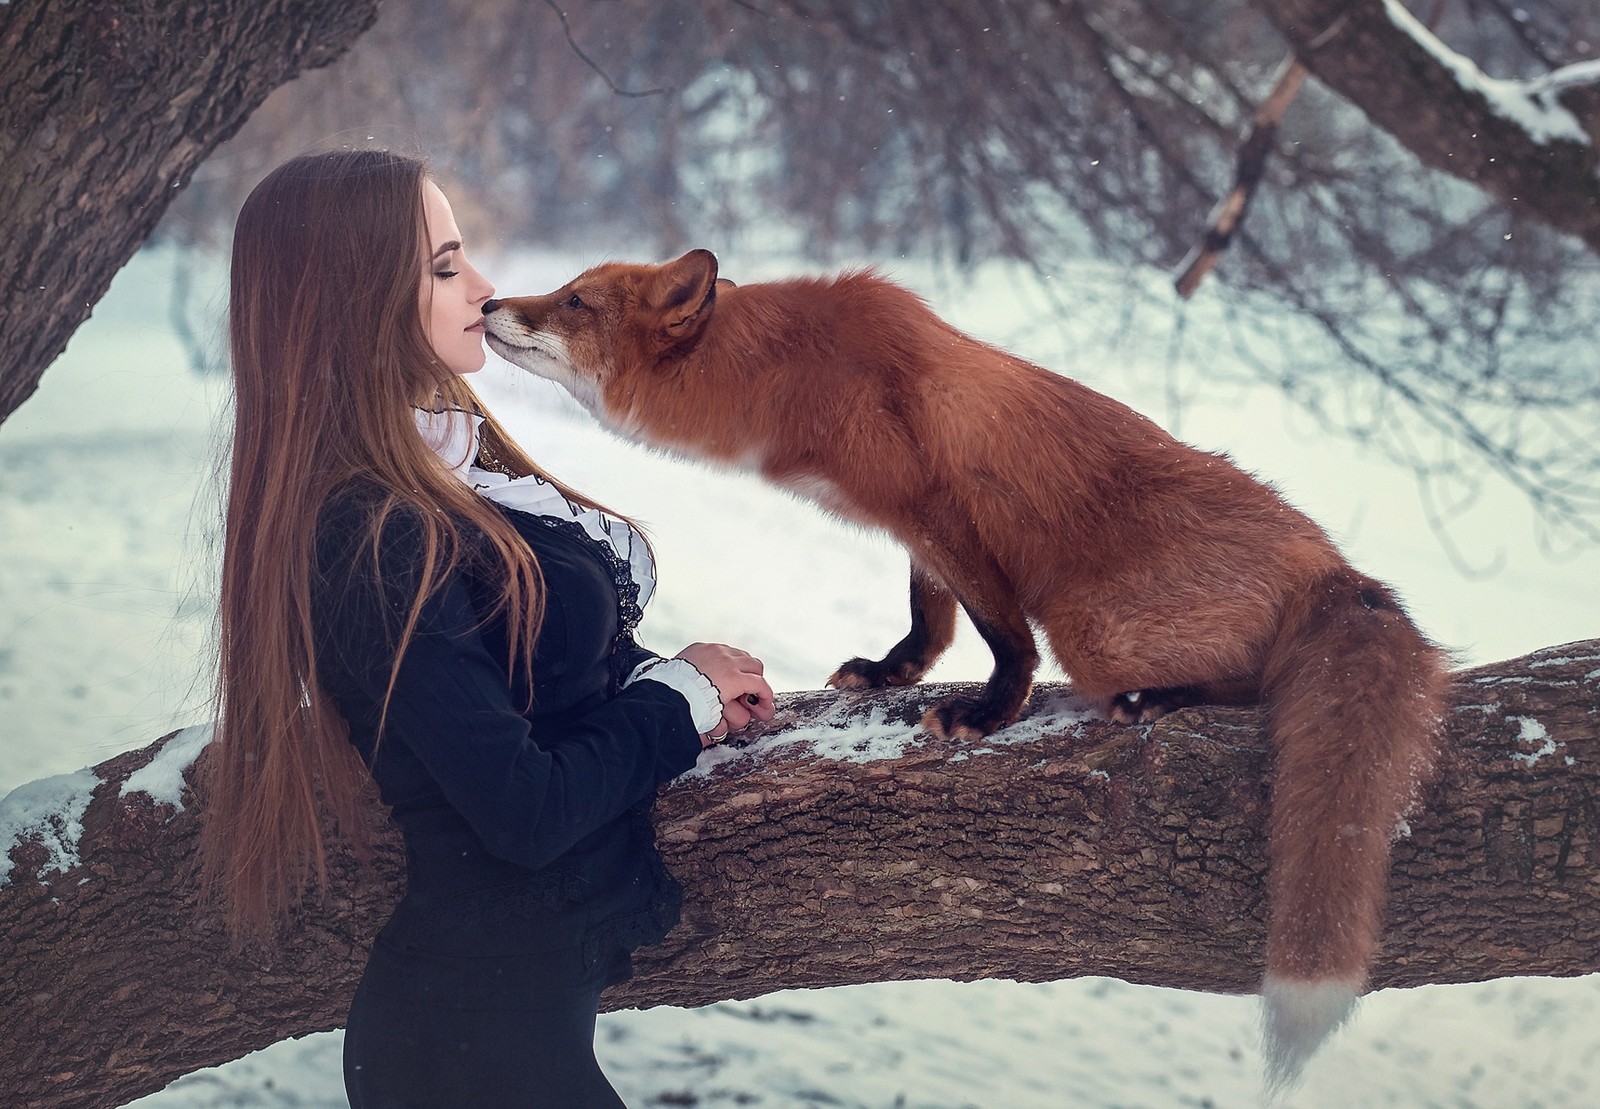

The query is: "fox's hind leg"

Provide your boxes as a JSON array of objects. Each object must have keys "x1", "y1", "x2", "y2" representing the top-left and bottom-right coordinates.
[
  {"x1": 1106, "y1": 676, "x2": 1261, "y2": 724},
  {"x1": 830, "y1": 566, "x2": 957, "y2": 689}
]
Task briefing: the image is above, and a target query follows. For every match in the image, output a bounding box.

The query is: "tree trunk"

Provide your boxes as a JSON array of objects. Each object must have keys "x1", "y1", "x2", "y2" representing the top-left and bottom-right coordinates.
[
  {"x1": 1248, "y1": 0, "x2": 1600, "y2": 253},
  {"x1": 0, "y1": 0, "x2": 379, "y2": 427},
  {"x1": 2, "y1": 641, "x2": 1597, "y2": 1107}
]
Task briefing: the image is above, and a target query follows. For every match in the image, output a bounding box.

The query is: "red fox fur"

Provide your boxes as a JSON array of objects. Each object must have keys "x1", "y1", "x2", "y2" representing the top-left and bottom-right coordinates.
[{"x1": 482, "y1": 249, "x2": 1450, "y2": 1086}]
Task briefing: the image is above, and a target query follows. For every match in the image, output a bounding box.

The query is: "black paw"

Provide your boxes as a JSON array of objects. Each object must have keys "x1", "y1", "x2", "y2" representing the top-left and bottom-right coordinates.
[
  {"x1": 921, "y1": 694, "x2": 1016, "y2": 741},
  {"x1": 828, "y1": 656, "x2": 926, "y2": 690}
]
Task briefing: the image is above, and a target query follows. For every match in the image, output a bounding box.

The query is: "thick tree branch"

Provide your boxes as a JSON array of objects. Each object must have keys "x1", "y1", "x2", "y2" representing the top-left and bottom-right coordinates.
[
  {"x1": 1248, "y1": 0, "x2": 1600, "y2": 254},
  {"x1": 3, "y1": 641, "x2": 1597, "y2": 1106},
  {"x1": 0, "y1": 0, "x2": 380, "y2": 428}
]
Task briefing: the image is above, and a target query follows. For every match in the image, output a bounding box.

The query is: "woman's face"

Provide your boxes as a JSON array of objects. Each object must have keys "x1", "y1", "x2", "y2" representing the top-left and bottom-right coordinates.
[{"x1": 419, "y1": 180, "x2": 495, "y2": 376}]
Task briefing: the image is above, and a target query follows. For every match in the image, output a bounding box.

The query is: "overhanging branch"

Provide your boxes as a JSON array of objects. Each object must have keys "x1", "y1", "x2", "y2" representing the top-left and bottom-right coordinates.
[
  {"x1": 0, "y1": 0, "x2": 380, "y2": 427},
  {"x1": 1247, "y1": 0, "x2": 1600, "y2": 253}
]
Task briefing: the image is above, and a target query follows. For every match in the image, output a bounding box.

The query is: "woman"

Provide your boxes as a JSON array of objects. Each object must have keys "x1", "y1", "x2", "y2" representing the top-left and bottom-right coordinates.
[{"x1": 200, "y1": 149, "x2": 774, "y2": 1107}]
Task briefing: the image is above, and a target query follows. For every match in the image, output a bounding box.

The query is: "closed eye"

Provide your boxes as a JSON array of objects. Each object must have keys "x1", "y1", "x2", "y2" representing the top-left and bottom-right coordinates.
[{"x1": 435, "y1": 269, "x2": 459, "y2": 280}]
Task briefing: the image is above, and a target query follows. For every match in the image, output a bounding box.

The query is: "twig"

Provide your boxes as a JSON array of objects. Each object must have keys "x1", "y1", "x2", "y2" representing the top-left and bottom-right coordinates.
[
  {"x1": 1173, "y1": 56, "x2": 1307, "y2": 299},
  {"x1": 542, "y1": 0, "x2": 669, "y2": 98}
]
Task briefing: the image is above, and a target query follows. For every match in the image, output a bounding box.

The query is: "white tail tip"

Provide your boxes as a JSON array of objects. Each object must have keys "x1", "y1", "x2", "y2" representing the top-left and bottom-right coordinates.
[{"x1": 1261, "y1": 976, "x2": 1361, "y2": 1096}]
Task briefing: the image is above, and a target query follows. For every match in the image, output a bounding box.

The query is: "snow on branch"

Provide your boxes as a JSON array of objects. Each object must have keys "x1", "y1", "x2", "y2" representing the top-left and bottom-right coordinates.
[
  {"x1": 0, "y1": 768, "x2": 98, "y2": 889},
  {"x1": 1249, "y1": 0, "x2": 1600, "y2": 253},
  {"x1": 2, "y1": 641, "x2": 1598, "y2": 1106},
  {"x1": 1527, "y1": 58, "x2": 1600, "y2": 101},
  {"x1": 1381, "y1": 0, "x2": 1591, "y2": 146},
  {"x1": 1174, "y1": 56, "x2": 1310, "y2": 298},
  {"x1": 1177, "y1": 1, "x2": 1600, "y2": 296}
]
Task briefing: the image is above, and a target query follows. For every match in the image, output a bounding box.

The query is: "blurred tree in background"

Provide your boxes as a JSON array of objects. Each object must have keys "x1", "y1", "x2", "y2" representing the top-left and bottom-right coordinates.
[
  {"x1": 158, "y1": 0, "x2": 1600, "y2": 547},
  {"x1": 7, "y1": 0, "x2": 1599, "y2": 544}
]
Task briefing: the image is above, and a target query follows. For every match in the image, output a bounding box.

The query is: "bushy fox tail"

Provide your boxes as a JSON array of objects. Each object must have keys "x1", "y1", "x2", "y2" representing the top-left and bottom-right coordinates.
[{"x1": 1257, "y1": 567, "x2": 1450, "y2": 1092}]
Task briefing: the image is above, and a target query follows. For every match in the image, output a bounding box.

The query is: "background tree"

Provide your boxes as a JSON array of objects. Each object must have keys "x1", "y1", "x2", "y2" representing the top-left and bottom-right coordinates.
[
  {"x1": 144, "y1": 0, "x2": 1600, "y2": 547},
  {"x1": 8, "y1": 1, "x2": 1598, "y2": 548}
]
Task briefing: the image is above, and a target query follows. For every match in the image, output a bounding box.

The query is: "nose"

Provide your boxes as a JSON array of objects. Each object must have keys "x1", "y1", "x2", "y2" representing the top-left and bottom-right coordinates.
[{"x1": 481, "y1": 299, "x2": 500, "y2": 315}]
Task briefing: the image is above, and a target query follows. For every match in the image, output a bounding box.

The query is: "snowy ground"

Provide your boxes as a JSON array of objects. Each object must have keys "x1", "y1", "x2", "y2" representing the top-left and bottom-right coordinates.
[{"x1": 4, "y1": 245, "x2": 1598, "y2": 1107}]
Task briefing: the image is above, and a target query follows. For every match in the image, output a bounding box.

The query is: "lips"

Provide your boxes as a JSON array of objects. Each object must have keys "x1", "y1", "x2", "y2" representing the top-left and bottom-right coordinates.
[{"x1": 465, "y1": 320, "x2": 485, "y2": 333}]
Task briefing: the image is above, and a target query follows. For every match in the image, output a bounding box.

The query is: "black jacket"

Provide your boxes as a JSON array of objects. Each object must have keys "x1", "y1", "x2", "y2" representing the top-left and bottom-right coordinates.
[{"x1": 311, "y1": 484, "x2": 703, "y2": 992}]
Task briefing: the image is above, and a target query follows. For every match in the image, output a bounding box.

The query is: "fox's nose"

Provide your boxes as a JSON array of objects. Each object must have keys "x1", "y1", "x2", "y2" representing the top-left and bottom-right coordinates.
[{"x1": 481, "y1": 299, "x2": 500, "y2": 314}]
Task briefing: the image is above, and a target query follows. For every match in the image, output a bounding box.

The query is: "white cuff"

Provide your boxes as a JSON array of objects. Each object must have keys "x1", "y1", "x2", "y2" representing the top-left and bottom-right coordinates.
[{"x1": 625, "y1": 657, "x2": 723, "y2": 734}]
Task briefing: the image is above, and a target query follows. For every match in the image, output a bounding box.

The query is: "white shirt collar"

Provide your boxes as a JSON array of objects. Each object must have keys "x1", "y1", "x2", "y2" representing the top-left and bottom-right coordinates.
[
  {"x1": 411, "y1": 406, "x2": 657, "y2": 607},
  {"x1": 413, "y1": 405, "x2": 481, "y2": 481}
]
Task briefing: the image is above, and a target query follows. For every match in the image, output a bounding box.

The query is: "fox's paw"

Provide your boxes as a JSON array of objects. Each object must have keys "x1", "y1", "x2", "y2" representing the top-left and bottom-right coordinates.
[
  {"x1": 828, "y1": 656, "x2": 926, "y2": 691},
  {"x1": 1107, "y1": 690, "x2": 1167, "y2": 724},
  {"x1": 1106, "y1": 687, "x2": 1203, "y2": 724},
  {"x1": 921, "y1": 695, "x2": 1014, "y2": 742}
]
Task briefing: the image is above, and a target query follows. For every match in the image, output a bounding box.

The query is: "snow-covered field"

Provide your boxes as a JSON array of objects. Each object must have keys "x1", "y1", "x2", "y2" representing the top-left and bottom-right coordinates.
[{"x1": 4, "y1": 245, "x2": 1598, "y2": 1107}]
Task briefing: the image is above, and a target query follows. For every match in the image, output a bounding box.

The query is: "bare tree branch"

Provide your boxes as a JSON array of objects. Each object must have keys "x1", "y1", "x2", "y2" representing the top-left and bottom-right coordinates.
[
  {"x1": 541, "y1": 0, "x2": 670, "y2": 98},
  {"x1": 1174, "y1": 56, "x2": 1310, "y2": 298}
]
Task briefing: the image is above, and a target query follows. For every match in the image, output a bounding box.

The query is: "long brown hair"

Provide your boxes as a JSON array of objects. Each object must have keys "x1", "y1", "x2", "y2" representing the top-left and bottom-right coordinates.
[{"x1": 200, "y1": 149, "x2": 587, "y2": 942}]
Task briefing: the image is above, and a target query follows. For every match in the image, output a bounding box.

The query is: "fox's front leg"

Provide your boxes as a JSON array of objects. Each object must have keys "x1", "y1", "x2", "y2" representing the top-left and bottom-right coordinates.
[
  {"x1": 829, "y1": 566, "x2": 957, "y2": 690},
  {"x1": 922, "y1": 598, "x2": 1038, "y2": 741}
]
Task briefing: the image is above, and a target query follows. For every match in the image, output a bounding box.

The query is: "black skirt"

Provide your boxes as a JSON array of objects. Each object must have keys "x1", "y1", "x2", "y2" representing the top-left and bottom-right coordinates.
[{"x1": 342, "y1": 930, "x2": 633, "y2": 1108}]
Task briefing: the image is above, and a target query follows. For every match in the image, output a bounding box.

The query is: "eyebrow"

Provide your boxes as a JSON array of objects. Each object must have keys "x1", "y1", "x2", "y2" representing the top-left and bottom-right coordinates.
[{"x1": 431, "y1": 240, "x2": 461, "y2": 260}]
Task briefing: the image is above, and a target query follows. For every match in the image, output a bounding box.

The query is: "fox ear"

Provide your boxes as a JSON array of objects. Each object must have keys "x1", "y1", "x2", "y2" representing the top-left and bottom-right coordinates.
[{"x1": 654, "y1": 249, "x2": 720, "y2": 343}]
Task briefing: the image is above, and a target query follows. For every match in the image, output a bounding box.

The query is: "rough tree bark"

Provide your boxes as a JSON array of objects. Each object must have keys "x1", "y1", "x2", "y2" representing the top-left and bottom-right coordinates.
[
  {"x1": 0, "y1": 0, "x2": 380, "y2": 427},
  {"x1": 1249, "y1": 0, "x2": 1600, "y2": 253},
  {"x1": 2, "y1": 640, "x2": 1596, "y2": 1107}
]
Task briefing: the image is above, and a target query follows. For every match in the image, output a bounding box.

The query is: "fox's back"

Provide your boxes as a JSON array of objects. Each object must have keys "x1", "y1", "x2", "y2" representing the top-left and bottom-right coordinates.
[
  {"x1": 718, "y1": 271, "x2": 1149, "y2": 475},
  {"x1": 730, "y1": 273, "x2": 1327, "y2": 553}
]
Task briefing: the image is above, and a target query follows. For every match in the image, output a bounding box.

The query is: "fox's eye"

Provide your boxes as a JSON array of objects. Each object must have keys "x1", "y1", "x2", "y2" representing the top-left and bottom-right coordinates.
[{"x1": 565, "y1": 293, "x2": 584, "y2": 309}]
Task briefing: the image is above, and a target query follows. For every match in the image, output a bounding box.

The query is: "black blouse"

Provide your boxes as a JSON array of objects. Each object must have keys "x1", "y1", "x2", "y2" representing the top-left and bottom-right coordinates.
[{"x1": 311, "y1": 484, "x2": 703, "y2": 989}]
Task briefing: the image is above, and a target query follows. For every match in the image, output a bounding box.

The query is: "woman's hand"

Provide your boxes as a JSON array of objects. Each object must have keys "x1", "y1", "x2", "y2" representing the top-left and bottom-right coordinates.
[{"x1": 674, "y1": 642, "x2": 776, "y2": 747}]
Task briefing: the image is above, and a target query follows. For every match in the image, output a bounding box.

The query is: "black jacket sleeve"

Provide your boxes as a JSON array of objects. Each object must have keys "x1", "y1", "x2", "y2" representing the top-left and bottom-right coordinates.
[
  {"x1": 313, "y1": 498, "x2": 704, "y2": 872},
  {"x1": 614, "y1": 637, "x2": 664, "y2": 683}
]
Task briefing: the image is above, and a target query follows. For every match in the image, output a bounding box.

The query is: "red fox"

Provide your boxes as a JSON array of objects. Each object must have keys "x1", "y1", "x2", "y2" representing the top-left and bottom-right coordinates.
[{"x1": 481, "y1": 250, "x2": 1450, "y2": 1087}]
